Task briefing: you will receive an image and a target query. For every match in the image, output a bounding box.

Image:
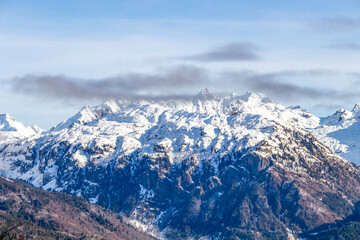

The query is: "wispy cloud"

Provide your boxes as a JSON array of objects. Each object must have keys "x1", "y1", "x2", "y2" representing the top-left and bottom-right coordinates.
[
  {"x1": 312, "y1": 17, "x2": 360, "y2": 32},
  {"x1": 183, "y1": 42, "x2": 261, "y2": 62},
  {"x1": 221, "y1": 70, "x2": 359, "y2": 100},
  {"x1": 327, "y1": 42, "x2": 360, "y2": 50},
  {"x1": 312, "y1": 103, "x2": 345, "y2": 111}
]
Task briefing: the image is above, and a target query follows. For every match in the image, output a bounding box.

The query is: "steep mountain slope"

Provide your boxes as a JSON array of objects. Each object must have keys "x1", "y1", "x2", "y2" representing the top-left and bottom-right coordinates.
[
  {"x1": 0, "y1": 176, "x2": 154, "y2": 240},
  {"x1": 0, "y1": 113, "x2": 42, "y2": 144},
  {"x1": 1, "y1": 89, "x2": 360, "y2": 239}
]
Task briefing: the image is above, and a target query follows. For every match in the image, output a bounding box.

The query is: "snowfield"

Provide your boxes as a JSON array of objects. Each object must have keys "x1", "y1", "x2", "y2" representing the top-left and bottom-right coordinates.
[{"x1": 2, "y1": 89, "x2": 360, "y2": 169}]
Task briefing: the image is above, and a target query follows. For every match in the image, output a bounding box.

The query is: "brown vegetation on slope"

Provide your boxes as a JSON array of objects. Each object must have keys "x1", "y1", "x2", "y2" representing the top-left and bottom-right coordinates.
[{"x1": 0, "y1": 176, "x2": 155, "y2": 240}]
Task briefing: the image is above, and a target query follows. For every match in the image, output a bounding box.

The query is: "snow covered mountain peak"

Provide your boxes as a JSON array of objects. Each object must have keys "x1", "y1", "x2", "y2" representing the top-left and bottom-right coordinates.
[
  {"x1": 309, "y1": 102, "x2": 360, "y2": 165},
  {"x1": 19, "y1": 89, "x2": 324, "y2": 173},
  {"x1": 319, "y1": 109, "x2": 352, "y2": 125},
  {"x1": 0, "y1": 113, "x2": 41, "y2": 133},
  {"x1": 0, "y1": 113, "x2": 42, "y2": 143},
  {"x1": 239, "y1": 91, "x2": 272, "y2": 104},
  {"x1": 52, "y1": 90, "x2": 320, "y2": 133},
  {"x1": 196, "y1": 87, "x2": 217, "y2": 100},
  {"x1": 0, "y1": 113, "x2": 17, "y2": 131}
]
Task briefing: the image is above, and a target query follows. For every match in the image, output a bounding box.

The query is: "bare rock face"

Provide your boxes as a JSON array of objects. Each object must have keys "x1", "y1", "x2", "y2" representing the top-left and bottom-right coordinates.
[{"x1": 1, "y1": 91, "x2": 360, "y2": 239}]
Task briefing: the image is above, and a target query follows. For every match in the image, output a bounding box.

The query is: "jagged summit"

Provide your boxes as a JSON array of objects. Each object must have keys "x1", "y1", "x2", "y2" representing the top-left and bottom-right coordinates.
[
  {"x1": 239, "y1": 91, "x2": 272, "y2": 103},
  {"x1": 48, "y1": 89, "x2": 320, "y2": 136},
  {"x1": 0, "y1": 113, "x2": 42, "y2": 132},
  {"x1": 0, "y1": 113, "x2": 42, "y2": 143},
  {"x1": 311, "y1": 102, "x2": 360, "y2": 165},
  {"x1": 198, "y1": 87, "x2": 212, "y2": 96},
  {"x1": 352, "y1": 102, "x2": 360, "y2": 113},
  {"x1": 0, "y1": 113, "x2": 19, "y2": 131},
  {"x1": 196, "y1": 87, "x2": 217, "y2": 100},
  {"x1": 321, "y1": 102, "x2": 360, "y2": 125},
  {"x1": 323, "y1": 102, "x2": 360, "y2": 122}
]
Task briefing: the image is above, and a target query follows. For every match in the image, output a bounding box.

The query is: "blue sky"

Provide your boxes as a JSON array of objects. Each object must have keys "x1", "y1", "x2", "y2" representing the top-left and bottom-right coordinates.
[{"x1": 1, "y1": 0, "x2": 360, "y2": 129}]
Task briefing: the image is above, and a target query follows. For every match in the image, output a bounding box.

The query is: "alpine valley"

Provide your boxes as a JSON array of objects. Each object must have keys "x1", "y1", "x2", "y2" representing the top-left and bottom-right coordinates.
[{"x1": 1, "y1": 89, "x2": 360, "y2": 239}]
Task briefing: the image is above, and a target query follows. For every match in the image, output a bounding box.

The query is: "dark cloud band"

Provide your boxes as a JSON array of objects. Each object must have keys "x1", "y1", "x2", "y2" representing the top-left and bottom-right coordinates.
[
  {"x1": 7, "y1": 66, "x2": 360, "y2": 110},
  {"x1": 312, "y1": 17, "x2": 360, "y2": 32},
  {"x1": 327, "y1": 42, "x2": 360, "y2": 50},
  {"x1": 183, "y1": 42, "x2": 261, "y2": 62},
  {"x1": 10, "y1": 65, "x2": 207, "y2": 101}
]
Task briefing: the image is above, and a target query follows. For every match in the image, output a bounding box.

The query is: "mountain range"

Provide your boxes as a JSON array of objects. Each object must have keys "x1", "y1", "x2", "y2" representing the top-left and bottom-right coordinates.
[{"x1": 1, "y1": 88, "x2": 360, "y2": 239}]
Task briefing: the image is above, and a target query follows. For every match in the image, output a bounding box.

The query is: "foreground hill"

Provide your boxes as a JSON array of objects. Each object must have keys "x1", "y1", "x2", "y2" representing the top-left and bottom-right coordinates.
[
  {"x1": 0, "y1": 176, "x2": 154, "y2": 240},
  {"x1": 1, "y1": 89, "x2": 360, "y2": 239}
]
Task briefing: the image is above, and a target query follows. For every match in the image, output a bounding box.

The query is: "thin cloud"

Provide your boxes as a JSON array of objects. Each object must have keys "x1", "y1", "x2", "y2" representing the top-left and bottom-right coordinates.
[
  {"x1": 327, "y1": 42, "x2": 360, "y2": 51},
  {"x1": 183, "y1": 42, "x2": 261, "y2": 62},
  {"x1": 312, "y1": 17, "x2": 360, "y2": 32},
  {"x1": 222, "y1": 70, "x2": 358, "y2": 100},
  {"x1": 312, "y1": 103, "x2": 344, "y2": 111}
]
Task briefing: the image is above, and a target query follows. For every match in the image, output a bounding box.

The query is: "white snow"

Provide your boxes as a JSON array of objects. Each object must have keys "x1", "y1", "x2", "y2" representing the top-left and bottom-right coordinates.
[
  {"x1": 0, "y1": 90, "x2": 328, "y2": 186},
  {"x1": 309, "y1": 104, "x2": 360, "y2": 165},
  {"x1": 73, "y1": 150, "x2": 88, "y2": 167},
  {"x1": 46, "y1": 90, "x2": 305, "y2": 167},
  {"x1": 0, "y1": 113, "x2": 42, "y2": 144},
  {"x1": 1, "y1": 89, "x2": 360, "y2": 191},
  {"x1": 89, "y1": 194, "x2": 99, "y2": 204}
]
